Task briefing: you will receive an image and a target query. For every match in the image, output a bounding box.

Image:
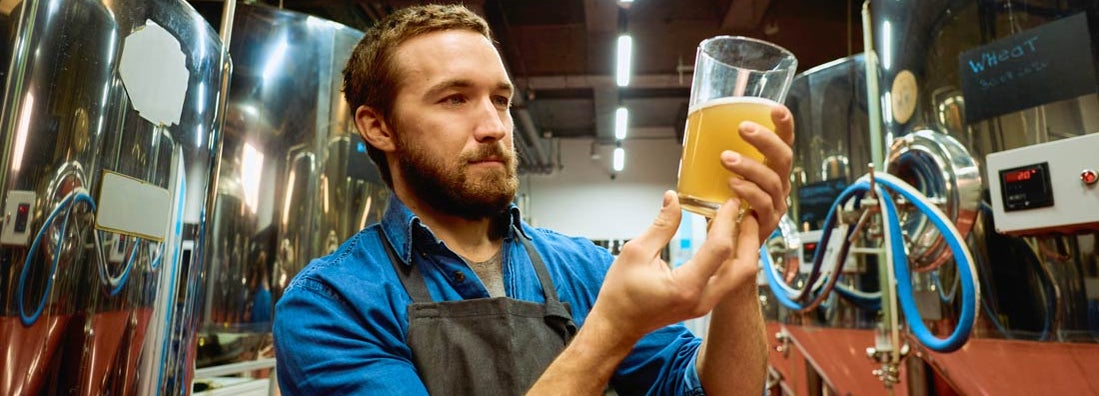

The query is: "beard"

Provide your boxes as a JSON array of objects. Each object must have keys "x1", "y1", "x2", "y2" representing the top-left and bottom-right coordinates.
[{"x1": 396, "y1": 137, "x2": 519, "y2": 221}]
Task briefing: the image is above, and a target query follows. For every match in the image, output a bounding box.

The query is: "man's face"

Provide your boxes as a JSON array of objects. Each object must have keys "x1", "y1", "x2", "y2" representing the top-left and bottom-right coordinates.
[{"x1": 388, "y1": 30, "x2": 518, "y2": 220}]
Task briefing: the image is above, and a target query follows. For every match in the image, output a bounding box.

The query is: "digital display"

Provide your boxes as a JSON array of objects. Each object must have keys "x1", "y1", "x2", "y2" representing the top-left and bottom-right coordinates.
[
  {"x1": 1005, "y1": 169, "x2": 1035, "y2": 183},
  {"x1": 999, "y1": 162, "x2": 1053, "y2": 212},
  {"x1": 13, "y1": 203, "x2": 29, "y2": 232},
  {"x1": 801, "y1": 242, "x2": 818, "y2": 261}
]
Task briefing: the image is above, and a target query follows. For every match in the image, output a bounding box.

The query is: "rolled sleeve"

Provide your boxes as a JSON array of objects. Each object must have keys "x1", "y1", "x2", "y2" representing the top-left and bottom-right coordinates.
[
  {"x1": 274, "y1": 277, "x2": 427, "y2": 395},
  {"x1": 683, "y1": 350, "x2": 706, "y2": 395}
]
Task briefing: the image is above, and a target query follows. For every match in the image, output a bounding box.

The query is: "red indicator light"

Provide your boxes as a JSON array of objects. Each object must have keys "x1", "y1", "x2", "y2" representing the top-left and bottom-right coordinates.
[{"x1": 1082, "y1": 169, "x2": 1098, "y2": 185}]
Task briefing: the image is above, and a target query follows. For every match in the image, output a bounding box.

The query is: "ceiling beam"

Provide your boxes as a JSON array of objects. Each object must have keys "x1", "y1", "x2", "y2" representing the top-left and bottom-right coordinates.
[
  {"x1": 721, "y1": 0, "x2": 771, "y2": 31},
  {"x1": 515, "y1": 73, "x2": 692, "y2": 90},
  {"x1": 583, "y1": 0, "x2": 618, "y2": 33}
]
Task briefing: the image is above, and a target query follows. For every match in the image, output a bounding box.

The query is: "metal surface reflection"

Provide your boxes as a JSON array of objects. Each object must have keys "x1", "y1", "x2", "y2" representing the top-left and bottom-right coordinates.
[
  {"x1": 886, "y1": 129, "x2": 981, "y2": 271},
  {"x1": 0, "y1": 0, "x2": 224, "y2": 394},
  {"x1": 786, "y1": 54, "x2": 872, "y2": 232},
  {"x1": 197, "y1": 4, "x2": 389, "y2": 371},
  {"x1": 872, "y1": 0, "x2": 1098, "y2": 343},
  {"x1": 782, "y1": 54, "x2": 882, "y2": 330}
]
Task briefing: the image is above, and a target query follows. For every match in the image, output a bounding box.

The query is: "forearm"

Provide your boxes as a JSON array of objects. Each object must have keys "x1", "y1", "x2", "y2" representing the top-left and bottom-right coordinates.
[
  {"x1": 527, "y1": 312, "x2": 639, "y2": 395},
  {"x1": 696, "y1": 286, "x2": 768, "y2": 396}
]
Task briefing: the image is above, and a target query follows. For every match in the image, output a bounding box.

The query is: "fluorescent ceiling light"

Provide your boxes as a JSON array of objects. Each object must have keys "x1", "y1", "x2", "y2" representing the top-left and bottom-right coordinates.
[
  {"x1": 615, "y1": 107, "x2": 629, "y2": 140},
  {"x1": 617, "y1": 35, "x2": 632, "y2": 87},
  {"x1": 613, "y1": 147, "x2": 625, "y2": 172},
  {"x1": 881, "y1": 20, "x2": 892, "y2": 70}
]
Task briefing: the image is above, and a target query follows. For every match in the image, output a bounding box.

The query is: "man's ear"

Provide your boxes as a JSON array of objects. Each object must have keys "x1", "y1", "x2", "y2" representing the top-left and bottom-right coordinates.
[{"x1": 354, "y1": 105, "x2": 396, "y2": 153}]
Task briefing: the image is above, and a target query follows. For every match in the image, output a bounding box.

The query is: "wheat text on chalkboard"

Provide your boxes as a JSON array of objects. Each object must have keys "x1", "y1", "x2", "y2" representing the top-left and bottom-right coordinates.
[{"x1": 967, "y1": 35, "x2": 1039, "y2": 74}]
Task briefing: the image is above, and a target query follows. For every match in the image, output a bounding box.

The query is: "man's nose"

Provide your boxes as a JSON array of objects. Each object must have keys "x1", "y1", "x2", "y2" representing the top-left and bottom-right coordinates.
[{"x1": 473, "y1": 98, "x2": 509, "y2": 142}]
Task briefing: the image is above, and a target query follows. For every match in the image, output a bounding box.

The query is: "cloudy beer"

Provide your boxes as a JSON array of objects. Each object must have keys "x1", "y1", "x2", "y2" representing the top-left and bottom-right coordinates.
[{"x1": 677, "y1": 96, "x2": 778, "y2": 217}]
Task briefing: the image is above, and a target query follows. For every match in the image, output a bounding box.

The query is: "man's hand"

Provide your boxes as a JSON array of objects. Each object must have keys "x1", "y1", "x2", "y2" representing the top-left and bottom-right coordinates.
[
  {"x1": 586, "y1": 190, "x2": 744, "y2": 341},
  {"x1": 722, "y1": 105, "x2": 795, "y2": 242},
  {"x1": 696, "y1": 104, "x2": 795, "y2": 396},
  {"x1": 528, "y1": 191, "x2": 752, "y2": 395}
]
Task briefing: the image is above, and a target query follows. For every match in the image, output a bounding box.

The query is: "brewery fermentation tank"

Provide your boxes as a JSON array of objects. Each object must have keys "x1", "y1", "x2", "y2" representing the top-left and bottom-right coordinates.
[
  {"x1": 780, "y1": 54, "x2": 879, "y2": 329},
  {"x1": 0, "y1": 0, "x2": 225, "y2": 394},
  {"x1": 872, "y1": 0, "x2": 1099, "y2": 344},
  {"x1": 786, "y1": 54, "x2": 873, "y2": 232},
  {"x1": 196, "y1": 3, "x2": 389, "y2": 372}
]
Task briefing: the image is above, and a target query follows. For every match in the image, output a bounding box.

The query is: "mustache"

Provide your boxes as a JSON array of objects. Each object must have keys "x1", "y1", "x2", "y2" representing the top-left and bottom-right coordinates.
[{"x1": 460, "y1": 143, "x2": 515, "y2": 166}]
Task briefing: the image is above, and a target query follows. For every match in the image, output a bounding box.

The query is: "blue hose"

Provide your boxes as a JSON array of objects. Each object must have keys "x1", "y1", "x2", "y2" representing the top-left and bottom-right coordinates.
[
  {"x1": 762, "y1": 181, "x2": 868, "y2": 311},
  {"x1": 761, "y1": 173, "x2": 979, "y2": 352},
  {"x1": 18, "y1": 191, "x2": 96, "y2": 326},
  {"x1": 100, "y1": 235, "x2": 140, "y2": 297},
  {"x1": 875, "y1": 174, "x2": 977, "y2": 352},
  {"x1": 833, "y1": 282, "x2": 882, "y2": 311},
  {"x1": 931, "y1": 270, "x2": 959, "y2": 303}
]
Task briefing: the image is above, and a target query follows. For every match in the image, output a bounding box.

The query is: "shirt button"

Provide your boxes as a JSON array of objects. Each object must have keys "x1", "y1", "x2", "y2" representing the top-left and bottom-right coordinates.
[
  {"x1": 453, "y1": 271, "x2": 465, "y2": 282},
  {"x1": 419, "y1": 251, "x2": 427, "y2": 258}
]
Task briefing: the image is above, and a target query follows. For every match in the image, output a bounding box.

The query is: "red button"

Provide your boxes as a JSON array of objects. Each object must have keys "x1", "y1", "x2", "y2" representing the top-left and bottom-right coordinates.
[{"x1": 1082, "y1": 169, "x2": 1098, "y2": 185}]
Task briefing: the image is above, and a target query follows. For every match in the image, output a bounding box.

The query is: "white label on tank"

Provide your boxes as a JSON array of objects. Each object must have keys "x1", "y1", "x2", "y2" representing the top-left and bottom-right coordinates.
[
  {"x1": 96, "y1": 171, "x2": 170, "y2": 242},
  {"x1": 119, "y1": 20, "x2": 190, "y2": 126}
]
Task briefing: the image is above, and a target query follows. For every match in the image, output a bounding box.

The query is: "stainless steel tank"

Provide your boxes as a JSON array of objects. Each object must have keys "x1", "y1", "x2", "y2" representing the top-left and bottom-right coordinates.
[
  {"x1": 0, "y1": 0, "x2": 225, "y2": 394},
  {"x1": 787, "y1": 54, "x2": 873, "y2": 232},
  {"x1": 871, "y1": 0, "x2": 1097, "y2": 342},
  {"x1": 196, "y1": 4, "x2": 389, "y2": 371},
  {"x1": 778, "y1": 54, "x2": 881, "y2": 329}
]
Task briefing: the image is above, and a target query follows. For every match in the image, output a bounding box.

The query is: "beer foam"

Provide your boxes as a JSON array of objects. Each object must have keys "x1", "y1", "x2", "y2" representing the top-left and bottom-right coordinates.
[{"x1": 687, "y1": 96, "x2": 780, "y2": 115}]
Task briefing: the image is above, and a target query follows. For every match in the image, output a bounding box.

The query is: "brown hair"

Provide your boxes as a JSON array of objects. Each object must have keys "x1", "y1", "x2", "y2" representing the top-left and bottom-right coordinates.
[{"x1": 343, "y1": 4, "x2": 494, "y2": 188}]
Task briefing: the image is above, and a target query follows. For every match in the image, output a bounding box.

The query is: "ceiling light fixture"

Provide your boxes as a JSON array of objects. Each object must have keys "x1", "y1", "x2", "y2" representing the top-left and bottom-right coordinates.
[
  {"x1": 615, "y1": 106, "x2": 629, "y2": 140},
  {"x1": 613, "y1": 146, "x2": 625, "y2": 172},
  {"x1": 616, "y1": 35, "x2": 632, "y2": 87}
]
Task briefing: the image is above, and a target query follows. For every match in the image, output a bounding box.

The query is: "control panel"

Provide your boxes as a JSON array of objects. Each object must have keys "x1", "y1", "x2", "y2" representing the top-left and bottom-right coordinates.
[
  {"x1": 798, "y1": 226, "x2": 859, "y2": 274},
  {"x1": 2, "y1": 190, "x2": 35, "y2": 246},
  {"x1": 987, "y1": 133, "x2": 1099, "y2": 235}
]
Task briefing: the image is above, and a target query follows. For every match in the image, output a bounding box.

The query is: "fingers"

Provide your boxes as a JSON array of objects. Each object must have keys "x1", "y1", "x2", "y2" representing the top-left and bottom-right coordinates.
[
  {"x1": 698, "y1": 214, "x2": 762, "y2": 307},
  {"x1": 620, "y1": 191, "x2": 683, "y2": 263},
  {"x1": 770, "y1": 104, "x2": 795, "y2": 147},
  {"x1": 672, "y1": 198, "x2": 738, "y2": 290},
  {"x1": 722, "y1": 149, "x2": 786, "y2": 240},
  {"x1": 723, "y1": 151, "x2": 785, "y2": 211},
  {"x1": 734, "y1": 214, "x2": 761, "y2": 261},
  {"x1": 727, "y1": 179, "x2": 781, "y2": 241},
  {"x1": 737, "y1": 121, "x2": 793, "y2": 196}
]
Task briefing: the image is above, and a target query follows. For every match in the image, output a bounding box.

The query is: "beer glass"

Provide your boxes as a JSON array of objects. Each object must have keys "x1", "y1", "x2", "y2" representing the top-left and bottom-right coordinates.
[{"x1": 677, "y1": 36, "x2": 797, "y2": 218}]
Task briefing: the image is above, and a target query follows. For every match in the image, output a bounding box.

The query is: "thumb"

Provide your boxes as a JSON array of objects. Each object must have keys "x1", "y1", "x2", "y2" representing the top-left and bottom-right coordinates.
[{"x1": 625, "y1": 191, "x2": 682, "y2": 257}]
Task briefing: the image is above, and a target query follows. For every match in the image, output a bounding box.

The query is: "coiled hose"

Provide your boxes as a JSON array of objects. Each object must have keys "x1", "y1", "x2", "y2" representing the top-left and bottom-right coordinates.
[
  {"x1": 762, "y1": 173, "x2": 980, "y2": 352},
  {"x1": 17, "y1": 189, "x2": 149, "y2": 325}
]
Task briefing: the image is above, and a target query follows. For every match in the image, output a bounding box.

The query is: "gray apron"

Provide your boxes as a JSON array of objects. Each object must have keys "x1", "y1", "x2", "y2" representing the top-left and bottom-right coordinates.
[{"x1": 381, "y1": 228, "x2": 578, "y2": 395}]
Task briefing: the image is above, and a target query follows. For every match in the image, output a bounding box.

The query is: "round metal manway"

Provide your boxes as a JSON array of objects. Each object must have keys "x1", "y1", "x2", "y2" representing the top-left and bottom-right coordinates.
[{"x1": 885, "y1": 129, "x2": 982, "y2": 271}]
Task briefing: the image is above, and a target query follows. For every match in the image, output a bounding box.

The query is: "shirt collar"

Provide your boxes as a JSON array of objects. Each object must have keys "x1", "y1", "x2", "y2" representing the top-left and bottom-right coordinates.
[{"x1": 379, "y1": 195, "x2": 530, "y2": 266}]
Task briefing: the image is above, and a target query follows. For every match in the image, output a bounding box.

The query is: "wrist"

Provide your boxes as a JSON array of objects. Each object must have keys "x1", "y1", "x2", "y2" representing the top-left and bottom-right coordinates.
[
  {"x1": 713, "y1": 285, "x2": 761, "y2": 316},
  {"x1": 582, "y1": 305, "x2": 646, "y2": 352}
]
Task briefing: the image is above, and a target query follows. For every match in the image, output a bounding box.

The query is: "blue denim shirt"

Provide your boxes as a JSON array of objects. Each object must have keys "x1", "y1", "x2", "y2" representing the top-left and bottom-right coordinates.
[{"x1": 274, "y1": 196, "x2": 706, "y2": 395}]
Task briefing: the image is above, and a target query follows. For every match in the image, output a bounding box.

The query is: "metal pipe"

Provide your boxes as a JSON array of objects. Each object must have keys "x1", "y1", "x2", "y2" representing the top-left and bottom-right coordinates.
[
  {"x1": 861, "y1": 0, "x2": 884, "y2": 168},
  {"x1": 193, "y1": 358, "x2": 277, "y2": 379},
  {"x1": 512, "y1": 102, "x2": 551, "y2": 173}
]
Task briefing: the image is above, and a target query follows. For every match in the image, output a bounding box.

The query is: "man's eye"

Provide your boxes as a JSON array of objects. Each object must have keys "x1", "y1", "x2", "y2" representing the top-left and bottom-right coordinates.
[
  {"x1": 442, "y1": 95, "x2": 467, "y2": 105},
  {"x1": 492, "y1": 96, "x2": 511, "y2": 108}
]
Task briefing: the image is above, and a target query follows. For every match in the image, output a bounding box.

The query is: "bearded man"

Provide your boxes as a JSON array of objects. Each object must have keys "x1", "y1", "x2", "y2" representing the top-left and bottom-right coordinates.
[{"x1": 274, "y1": 4, "x2": 795, "y2": 395}]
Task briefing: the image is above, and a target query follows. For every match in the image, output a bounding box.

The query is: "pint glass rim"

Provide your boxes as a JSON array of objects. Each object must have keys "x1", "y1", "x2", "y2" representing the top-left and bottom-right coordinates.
[{"x1": 698, "y1": 35, "x2": 797, "y2": 73}]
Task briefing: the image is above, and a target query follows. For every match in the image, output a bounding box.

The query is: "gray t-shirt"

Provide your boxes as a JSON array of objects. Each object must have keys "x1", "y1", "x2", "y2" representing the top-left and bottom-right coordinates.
[{"x1": 464, "y1": 248, "x2": 505, "y2": 297}]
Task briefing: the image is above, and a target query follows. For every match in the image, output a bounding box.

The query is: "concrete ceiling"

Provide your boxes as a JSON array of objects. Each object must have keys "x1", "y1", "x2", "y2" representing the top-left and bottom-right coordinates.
[{"x1": 265, "y1": 0, "x2": 865, "y2": 171}]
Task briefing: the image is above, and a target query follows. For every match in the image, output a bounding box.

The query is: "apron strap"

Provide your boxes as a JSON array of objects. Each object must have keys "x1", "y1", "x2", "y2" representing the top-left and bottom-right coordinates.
[
  {"x1": 380, "y1": 228, "x2": 434, "y2": 303},
  {"x1": 518, "y1": 231, "x2": 577, "y2": 343},
  {"x1": 380, "y1": 225, "x2": 577, "y2": 342}
]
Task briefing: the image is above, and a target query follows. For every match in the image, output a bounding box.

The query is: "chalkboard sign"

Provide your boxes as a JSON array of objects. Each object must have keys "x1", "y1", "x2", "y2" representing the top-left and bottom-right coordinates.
[{"x1": 958, "y1": 12, "x2": 1098, "y2": 123}]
